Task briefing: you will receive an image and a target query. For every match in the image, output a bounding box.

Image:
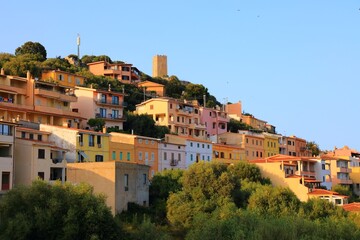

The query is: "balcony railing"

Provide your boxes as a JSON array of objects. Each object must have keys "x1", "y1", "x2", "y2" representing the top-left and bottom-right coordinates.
[
  {"x1": 170, "y1": 159, "x2": 178, "y2": 166},
  {"x1": 337, "y1": 167, "x2": 352, "y2": 173}
]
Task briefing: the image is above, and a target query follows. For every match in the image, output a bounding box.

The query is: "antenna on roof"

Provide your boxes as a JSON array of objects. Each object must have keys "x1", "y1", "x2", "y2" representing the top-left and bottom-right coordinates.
[{"x1": 77, "y1": 34, "x2": 81, "y2": 60}]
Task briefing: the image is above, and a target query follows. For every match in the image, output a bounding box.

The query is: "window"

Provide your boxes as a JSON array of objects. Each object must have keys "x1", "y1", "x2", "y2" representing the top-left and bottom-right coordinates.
[
  {"x1": 95, "y1": 155, "x2": 103, "y2": 162},
  {"x1": 127, "y1": 152, "x2": 130, "y2": 161},
  {"x1": 202, "y1": 155, "x2": 204, "y2": 160},
  {"x1": 1, "y1": 172, "x2": 10, "y2": 190},
  {"x1": 124, "y1": 174, "x2": 129, "y2": 191},
  {"x1": 122, "y1": 66, "x2": 130, "y2": 71},
  {"x1": 21, "y1": 132, "x2": 26, "y2": 138},
  {"x1": 322, "y1": 164, "x2": 325, "y2": 170},
  {"x1": 0, "y1": 124, "x2": 11, "y2": 136},
  {"x1": 145, "y1": 152, "x2": 149, "y2": 160},
  {"x1": 112, "y1": 96, "x2": 119, "y2": 105},
  {"x1": 138, "y1": 139, "x2": 143, "y2": 144},
  {"x1": 220, "y1": 152, "x2": 225, "y2": 158},
  {"x1": 112, "y1": 110, "x2": 119, "y2": 118},
  {"x1": 89, "y1": 135, "x2": 95, "y2": 147},
  {"x1": 143, "y1": 174, "x2": 147, "y2": 184},
  {"x1": 207, "y1": 156, "x2": 210, "y2": 161},
  {"x1": 100, "y1": 108, "x2": 107, "y2": 118},
  {"x1": 38, "y1": 172, "x2": 44, "y2": 180},
  {"x1": 75, "y1": 78, "x2": 81, "y2": 85},
  {"x1": 164, "y1": 152, "x2": 167, "y2": 160},
  {"x1": 197, "y1": 143, "x2": 200, "y2": 148},
  {"x1": 120, "y1": 152, "x2": 123, "y2": 160},
  {"x1": 139, "y1": 151, "x2": 142, "y2": 160},
  {"x1": 170, "y1": 104, "x2": 173, "y2": 109},
  {"x1": 151, "y1": 153, "x2": 154, "y2": 161},
  {"x1": 68, "y1": 76, "x2": 72, "y2": 83},
  {"x1": 63, "y1": 102, "x2": 68, "y2": 107},
  {"x1": 58, "y1": 74, "x2": 63, "y2": 81},
  {"x1": 212, "y1": 122, "x2": 216, "y2": 129},
  {"x1": 100, "y1": 94, "x2": 106, "y2": 103},
  {"x1": 202, "y1": 144, "x2": 205, "y2": 148},
  {"x1": 178, "y1": 153, "x2": 181, "y2": 161},
  {"x1": 260, "y1": 152, "x2": 263, "y2": 158},
  {"x1": 78, "y1": 133, "x2": 83, "y2": 145},
  {"x1": 112, "y1": 151, "x2": 116, "y2": 160},
  {"x1": 97, "y1": 135, "x2": 102, "y2": 146},
  {"x1": 246, "y1": 138, "x2": 248, "y2": 144},
  {"x1": 37, "y1": 135, "x2": 42, "y2": 141},
  {"x1": 38, "y1": 149, "x2": 45, "y2": 159},
  {"x1": 29, "y1": 133, "x2": 34, "y2": 140},
  {"x1": 207, "y1": 145, "x2": 210, "y2": 149},
  {"x1": 190, "y1": 142, "x2": 193, "y2": 147},
  {"x1": 122, "y1": 76, "x2": 130, "y2": 80},
  {"x1": 190, "y1": 154, "x2": 193, "y2": 161}
]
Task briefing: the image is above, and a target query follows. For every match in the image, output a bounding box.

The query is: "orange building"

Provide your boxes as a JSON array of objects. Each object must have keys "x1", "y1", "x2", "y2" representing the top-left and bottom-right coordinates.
[
  {"x1": 212, "y1": 143, "x2": 245, "y2": 164},
  {"x1": 0, "y1": 69, "x2": 82, "y2": 127},
  {"x1": 137, "y1": 81, "x2": 165, "y2": 97},
  {"x1": 279, "y1": 135, "x2": 311, "y2": 157},
  {"x1": 41, "y1": 69, "x2": 85, "y2": 87},
  {"x1": 225, "y1": 101, "x2": 242, "y2": 121},
  {"x1": 87, "y1": 61, "x2": 140, "y2": 84}
]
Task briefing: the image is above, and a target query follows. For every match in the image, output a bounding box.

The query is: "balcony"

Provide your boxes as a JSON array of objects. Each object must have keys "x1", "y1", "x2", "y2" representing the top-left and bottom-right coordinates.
[
  {"x1": 337, "y1": 167, "x2": 352, "y2": 173},
  {"x1": 95, "y1": 113, "x2": 126, "y2": 122},
  {"x1": 35, "y1": 105, "x2": 81, "y2": 118},
  {"x1": 300, "y1": 147, "x2": 307, "y2": 151},
  {"x1": 95, "y1": 99, "x2": 124, "y2": 107},
  {"x1": 0, "y1": 84, "x2": 27, "y2": 95},
  {"x1": 104, "y1": 69, "x2": 122, "y2": 75},
  {"x1": 34, "y1": 88, "x2": 77, "y2": 102},
  {"x1": 170, "y1": 159, "x2": 178, "y2": 166},
  {"x1": 337, "y1": 179, "x2": 353, "y2": 185}
]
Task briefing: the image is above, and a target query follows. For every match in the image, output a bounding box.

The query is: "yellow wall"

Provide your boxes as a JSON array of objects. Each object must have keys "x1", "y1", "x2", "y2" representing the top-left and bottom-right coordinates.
[
  {"x1": 212, "y1": 144, "x2": 245, "y2": 164},
  {"x1": 109, "y1": 133, "x2": 136, "y2": 163},
  {"x1": 264, "y1": 134, "x2": 280, "y2": 157},
  {"x1": 78, "y1": 131, "x2": 110, "y2": 162},
  {"x1": 42, "y1": 70, "x2": 85, "y2": 87}
]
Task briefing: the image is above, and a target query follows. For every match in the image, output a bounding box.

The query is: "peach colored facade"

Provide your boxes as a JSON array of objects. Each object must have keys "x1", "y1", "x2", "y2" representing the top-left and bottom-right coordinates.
[
  {"x1": 251, "y1": 155, "x2": 322, "y2": 202},
  {"x1": 279, "y1": 135, "x2": 311, "y2": 157},
  {"x1": 87, "y1": 61, "x2": 140, "y2": 84},
  {"x1": 241, "y1": 115, "x2": 267, "y2": 131},
  {"x1": 333, "y1": 145, "x2": 360, "y2": 167},
  {"x1": 14, "y1": 127, "x2": 67, "y2": 186},
  {"x1": 67, "y1": 161, "x2": 150, "y2": 215},
  {"x1": 0, "y1": 121, "x2": 17, "y2": 194},
  {"x1": 152, "y1": 55, "x2": 168, "y2": 78},
  {"x1": 217, "y1": 131, "x2": 264, "y2": 161},
  {"x1": 225, "y1": 101, "x2": 242, "y2": 121},
  {"x1": 137, "y1": 81, "x2": 165, "y2": 97},
  {"x1": 321, "y1": 155, "x2": 353, "y2": 187},
  {"x1": 199, "y1": 107, "x2": 228, "y2": 137},
  {"x1": 136, "y1": 97, "x2": 207, "y2": 140},
  {"x1": 71, "y1": 86, "x2": 126, "y2": 130},
  {"x1": 0, "y1": 70, "x2": 82, "y2": 128},
  {"x1": 212, "y1": 143, "x2": 245, "y2": 165},
  {"x1": 108, "y1": 132, "x2": 159, "y2": 177}
]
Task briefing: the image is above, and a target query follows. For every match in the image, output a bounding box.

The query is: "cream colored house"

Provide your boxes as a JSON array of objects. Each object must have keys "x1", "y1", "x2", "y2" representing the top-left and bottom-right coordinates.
[
  {"x1": 67, "y1": 161, "x2": 150, "y2": 215},
  {"x1": 0, "y1": 121, "x2": 17, "y2": 194},
  {"x1": 14, "y1": 127, "x2": 67, "y2": 186}
]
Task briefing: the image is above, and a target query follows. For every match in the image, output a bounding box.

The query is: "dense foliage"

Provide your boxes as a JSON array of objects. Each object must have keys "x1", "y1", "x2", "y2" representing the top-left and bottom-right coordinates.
[{"x1": 0, "y1": 181, "x2": 120, "y2": 240}]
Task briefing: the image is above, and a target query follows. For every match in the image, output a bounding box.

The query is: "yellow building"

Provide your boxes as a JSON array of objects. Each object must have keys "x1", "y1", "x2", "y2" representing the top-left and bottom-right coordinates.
[
  {"x1": 250, "y1": 155, "x2": 320, "y2": 202},
  {"x1": 14, "y1": 127, "x2": 67, "y2": 186},
  {"x1": 0, "y1": 69, "x2": 83, "y2": 128},
  {"x1": 41, "y1": 69, "x2": 85, "y2": 87},
  {"x1": 263, "y1": 132, "x2": 280, "y2": 157},
  {"x1": 212, "y1": 143, "x2": 245, "y2": 165},
  {"x1": 152, "y1": 55, "x2": 168, "y2": 78},
  {"x1": 39, "y1": 124, "x2": 109, "y2": 163},
  {"x1": 241, "y1": 114, "x2": 267, "y2": 131},
  {"x1": 109, "y1": 132, "x2": 159, "y2": 177},
  {"x1": 136, "y1": 97, "x2": 207, "y2": 140},
  {"x1": 67, "y1": 161, "x2": 150, "y2": 215}
]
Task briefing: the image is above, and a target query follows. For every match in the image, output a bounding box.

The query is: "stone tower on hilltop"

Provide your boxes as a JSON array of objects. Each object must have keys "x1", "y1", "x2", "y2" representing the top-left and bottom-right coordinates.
[{"x1": 152, "y1": 55, "x2": 168, "y2": 78}]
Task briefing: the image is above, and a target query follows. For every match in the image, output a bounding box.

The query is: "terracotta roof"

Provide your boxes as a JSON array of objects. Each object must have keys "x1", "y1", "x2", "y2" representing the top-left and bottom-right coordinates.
[
  {"x1": 308, "y1": 189, "x2": 348, "y2": 198},
  {"x1": 342, "y1": 203, "x2": 360, "y2": 212}
]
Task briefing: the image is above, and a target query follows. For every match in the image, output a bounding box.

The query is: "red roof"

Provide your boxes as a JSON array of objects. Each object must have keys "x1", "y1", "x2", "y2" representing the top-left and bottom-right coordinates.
[
  {"x1": 308, "y1": 189, "x2": 348, "y2": 198},
  {"x1": 342, "y1": 203, "x2": 360, "y2": 212}
]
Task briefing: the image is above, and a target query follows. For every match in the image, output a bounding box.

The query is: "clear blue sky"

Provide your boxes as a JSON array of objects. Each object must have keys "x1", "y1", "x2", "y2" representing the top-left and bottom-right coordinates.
[{"x1": 1, "y1": 1, "x2": 360, "y2": 151}]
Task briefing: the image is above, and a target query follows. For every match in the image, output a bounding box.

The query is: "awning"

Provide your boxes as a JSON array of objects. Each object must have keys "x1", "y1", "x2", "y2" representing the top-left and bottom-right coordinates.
[{"x1": 79, "y1": 151, "x2": 88, "y2": 159}]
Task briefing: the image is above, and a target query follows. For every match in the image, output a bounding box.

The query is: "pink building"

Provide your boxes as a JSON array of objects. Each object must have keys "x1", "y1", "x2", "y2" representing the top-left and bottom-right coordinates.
[
  {"x1": 199, "y1": 107, "x2": 228, "y2": 137},
  {"x1": 71, "y1": 86, "x2": 126, "y2": 130}
]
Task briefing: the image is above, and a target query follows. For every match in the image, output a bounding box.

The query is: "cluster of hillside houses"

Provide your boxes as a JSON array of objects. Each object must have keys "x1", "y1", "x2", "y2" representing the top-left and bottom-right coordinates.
[{"x1": 0, "y1": 56, "x2": 359, "y2": 214}]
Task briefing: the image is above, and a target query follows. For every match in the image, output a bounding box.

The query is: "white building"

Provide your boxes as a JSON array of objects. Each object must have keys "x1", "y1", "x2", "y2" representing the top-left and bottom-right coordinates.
[{"x1": 158, "y1": 142, "x2": 186, "y2": 171}]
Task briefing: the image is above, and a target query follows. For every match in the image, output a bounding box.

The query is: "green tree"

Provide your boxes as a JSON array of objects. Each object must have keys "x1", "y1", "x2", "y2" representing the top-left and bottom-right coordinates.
[
  {"x1": 41, "y1": 57, "x2": 74, "y2": 73},
  {"x1": 227, "y1": 119, "x2": 252, "y2": 133},
  {"x1": 247, "y1": 185, "x2": 301, "y2": 217},
  {"x1": 123, "y1": 113, "x2": 169, "y2": 138},
  {"x1": 15, "y1": 41, "x2": 47, "y2": 61},
  {"x1": 0, "y1": 53, "x2": 14, "y2": 69},
  {"x1": 306, "y1": 141, "x2": 320, "y2": 156},
  {"x1": 0, "y1": 180, "x2": 120, "y2": 240},
  {"x1": 3, "y1": 54, "x2": 42, "y2": 78},
  {"x1": 165, "y1": 77, "x2": 185, "y2": 99},
  {"x1": 87, "y1": 118, "x2": 106, "y2": 131},
  {"x1": 299, "y1": 198, "x2": 347, "y2": 220}
]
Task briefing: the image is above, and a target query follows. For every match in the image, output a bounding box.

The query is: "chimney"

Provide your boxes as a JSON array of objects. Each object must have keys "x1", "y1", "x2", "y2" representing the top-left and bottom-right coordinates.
[
  {"x1": 26, "y1": 70, "x2": 31, "y2": 80},
  {"x1": 102, "y1": 126, "x2": 106, "y2": 133},
  {"x1": 0, "y1": 68, "x2": 4, "y2": 75}
]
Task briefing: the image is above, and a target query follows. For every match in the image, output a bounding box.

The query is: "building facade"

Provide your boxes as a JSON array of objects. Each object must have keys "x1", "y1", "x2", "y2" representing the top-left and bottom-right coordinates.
[
  {"x1": 199, "y1": 106, "x2": 228, "y2": 137},
  {"x1": 158, "y1": 142, "x2": 186, "y2": 171},
  {"x1": 71, "y1": 86, "x2": 126, "y2": 130},
  {"x1": 67, "y1": 161, "x2": 150, "y2": 215},
  {"x1": 152, "y1": 55, "x2": 168, "y2": 78}
]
